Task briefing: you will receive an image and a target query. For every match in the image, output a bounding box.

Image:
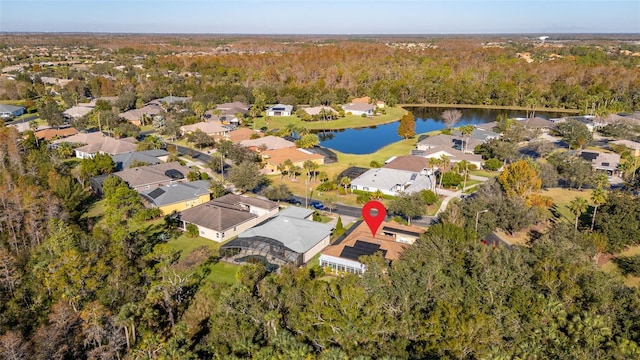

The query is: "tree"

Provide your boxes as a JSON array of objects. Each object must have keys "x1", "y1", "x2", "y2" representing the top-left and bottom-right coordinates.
[
  {"x1": 459, "y1": 124, "x2": 474, "y2": 153},
  {"x1": 590, "y1": 186, "x2": 607, "y2": 231},
  {"x1": 38, "y1": 98, "x2": 64, "y2": 128},
  {"x1": 437, "y1": 154, "x2": 451, "y2": 190},
  {"x1": 187, "y1": 129, "x2": 214, "y2": 149},
  {"x1": 137, "y1": 135, "x2": 164, "y2": 151},
  {"x1": 263, "y1": 184, "x2": 292, "y2": 202},
  {"x1": 387, "y1": 192, "x2": 426, "y2": 225},
  {"x1": 79, "y1": 153, "x2": 116, "y2": 180},
  {"x1": 186, "y1": 224, "x2": 199, "y2": 238},
  {"x1": 569, "y1": 196, "x2": 589, "y2": 230},
  {"x1": 555, "y1": 120, "x2": 593, "y2": 150},
  {"x1": 497, "y1": 159, "x2": 542, "y2": 199},
  {"x1": 420, "y1": 189, "x2": 438, "y2": 205},
  {"x1": 303, "y1": 160, "x2": 319, "y2": 181},
  {"x1": 339, "y1": 176, "x2": 351, "y2": 194},
  {"x1": 227, "y1": 160, "x2": 262, "y2": 192},
  {"x1": 208, "y1": 179, "x2": 228, "y2": 198},
  {"x1": 484, "y1": 158, "x2": 502, "y2": 171},
  {"x1": 442, "y1": 109, "x2": 462, "y2": 130},
  {"x1": 397, "y1": 112, "x2": 416, "y2": 139},
  {"x1": 295, "y1": 133, "x2": 319, "y2": 149}
]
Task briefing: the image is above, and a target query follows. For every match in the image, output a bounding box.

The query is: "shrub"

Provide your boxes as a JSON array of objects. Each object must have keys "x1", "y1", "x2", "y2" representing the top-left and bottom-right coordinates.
[
  {"x1": 370, "y1": 160, "x2": 382, "y2": 168},
  {"x1": 356, "y1": 192, "x2": 372, "y2": 204},
  {"x1": 440, "y1": 172, "x2": 464, "y2": 188},
  {"x1": 338, "y1": 187, "x2": 346, "y2": 195},
  {"x1": 316, "y1": 181, "x2": 337, "y2": 192},
  {"x1": 420, "y1": 189, "x2": 438, "y2": 205},
  {"x1": 484, "y1": 158, "x2": 502, "y2": 171},
  {"x1": 186, "y1": 223, "x2": 199, "y2": 238}
]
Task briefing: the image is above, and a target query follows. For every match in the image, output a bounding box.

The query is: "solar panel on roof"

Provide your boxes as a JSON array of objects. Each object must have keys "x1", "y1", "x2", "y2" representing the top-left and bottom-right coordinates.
[
  {"x1": 602, "y1": 162, "x2": 610, "y2": 167},
  {"x1": 273, "y1": 107, "x2": 285, "y2": 111},
  {"x1": 410, "y1": 173, "x2": 418, "y2": 180},
  {"x1": 580, "y1": 152, "x2": 598, "y2": 161},
  {"x1": 339, "y1": 240, "x2": 386, "y2": 261},
  {"x1": 147, "y1": 188, "x2": 165, "y2": 199},
  {"x1": 164, "y1": 169, "x2": 184, "y2": 179}
]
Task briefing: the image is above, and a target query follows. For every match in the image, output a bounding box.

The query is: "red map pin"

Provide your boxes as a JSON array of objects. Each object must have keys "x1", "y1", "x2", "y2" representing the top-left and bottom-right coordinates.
[{"x1": 362, "y1": 200, "x2": 386, "y2": 237}]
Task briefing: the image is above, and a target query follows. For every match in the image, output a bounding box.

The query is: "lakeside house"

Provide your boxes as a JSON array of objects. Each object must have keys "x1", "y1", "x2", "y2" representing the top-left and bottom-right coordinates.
[
  {"x1": 342, "y1": 103, "x2": 375, "y2": 116},
  {"x1": 266, "y1": 104, "x2": 293, "y2": 116},
  {"x1": 240, "y1": 135, "x2": 296, "y2": 151},
  {"x1": 350, "y1": 167, "x2": 434, "y2": 197},
  {"x1": 261, "y1": 147, "x2": 325, "y2": 174}
]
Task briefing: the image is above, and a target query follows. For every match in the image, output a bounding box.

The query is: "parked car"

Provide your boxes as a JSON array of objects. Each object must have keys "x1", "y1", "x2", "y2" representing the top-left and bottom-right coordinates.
[
  {"x1": 286, "y1": 197, "x2": 302, "y2": 205},
  {"x1": 310, "y1": 200, "x2": 325, "y2": 210}
]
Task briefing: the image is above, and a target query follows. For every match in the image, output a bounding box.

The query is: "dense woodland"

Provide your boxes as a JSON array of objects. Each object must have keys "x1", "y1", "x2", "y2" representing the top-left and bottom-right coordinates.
[
  {"x1": 2, "y1": 35, "x2": 640, "y2": 359},
  {"x1": 1, "y1": 35, "x2": 640, "y2": 114}
]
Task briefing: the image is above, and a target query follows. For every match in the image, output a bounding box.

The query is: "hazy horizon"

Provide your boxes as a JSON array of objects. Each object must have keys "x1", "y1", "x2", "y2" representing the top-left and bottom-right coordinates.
[{"x1": 1, "y1": 1, "x2": 638, "y2": 35}]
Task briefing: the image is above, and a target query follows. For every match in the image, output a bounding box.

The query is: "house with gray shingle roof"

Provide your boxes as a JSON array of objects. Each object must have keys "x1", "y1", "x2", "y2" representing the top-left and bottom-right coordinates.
[
  {"x1": 140, "y1": 180, "x2": 211, "y2": 214},
  {"x1": 220, "y1": 210, "x2": 333, "y2": 266},
  {"x1": 179, "y1": 194, "x2": 279, "y2": 242},
  {"x1": 111, "y1": 149, "x2": 169, "y2": 170},
  {"x1": 114, "y1": 161, "x2": 192, "y2": 192},
  {"x1": 350, "y1": 167, "x2": 434, "y2": 196},
  {"x1": 0, "y1": 104, "x2": 25, "y2": 118}
]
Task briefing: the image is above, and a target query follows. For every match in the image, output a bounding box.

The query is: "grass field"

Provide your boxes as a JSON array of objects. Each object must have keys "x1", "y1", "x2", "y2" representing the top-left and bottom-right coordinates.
[
  {"x1": 541, "y1": 187, "x2": 594, "y2": 223},
  {"x1": 601, "y1": 245, "x2": 640, "y2": 288},
  {"x1": 253, "y1": 107, "x2": 407, "y2": 131}
]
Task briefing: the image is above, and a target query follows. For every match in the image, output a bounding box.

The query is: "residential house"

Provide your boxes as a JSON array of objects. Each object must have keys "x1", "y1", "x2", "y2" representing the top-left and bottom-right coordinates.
[
  {"x1": 303, "y1": 106, "x2": 338, "y2": 117},
  {"x1": 240, "y1": 135, "x2": 296, "y2": 151},
  {"x1": 35, "y1": 127, "x2": 78, "y2": 141},
  {"x1": 74, "y1": 136, "x2": 138, "y2": 159},
  {"x1": 383, "y1": 155, "x2": 432, "y2": 173},
  {"x1": 351, "y1": 96, "x2": 371, "y2": 104},
  {"x1": 415, "y1": 134, "x2": 483, "y2": 168},
  {"x1": 342, "y1": 103, "x2": 375, "y2": 116},
  {"x1": 0, "y1": 104, "x2": 25, "y2": 118},
  {"x1": 140, "y1": 180, "x2": 211, "y2": 215},
  {"x1": 579, "y1": 150, "x2": 621, "y2": 175},
  {"x1": 179, "y1": 194, "x2": 279, "y2": 242},
  {"x1": 215, "y1": 128, "x2": 261, "y2": 143},
  {"x1": 266, "y1": 104, "x2": 293, "y2": 116},
  {"x1": 111, "y1": 149, "x2": 169, "y2": 170},
  {"x1": 350, "y1": 167, "x2": 434, "y2": 196},
  {"x1": 63, "y1": 104, "x2": 93, "y2": 120},
  {"x1": 610, "y1": 139, "x2": 640, "y2": 157},
  {"x1": 375, "y1": 100, "x2": 386, "y2": 108},
  {"x1": 516, "y1": 117, "x2": 558, "y2": 131},
  {"x1": 152, "y1": 96, "x2": 191, "y2": 105},
  {"x1": 261, "y1": 147, "x2": 325, "y2": 174},
  {"x1": 114, "y1": 161, "x2": 192, "y2": 192},
  {"x1": 119, "y1": 103, "x2": 162, "y2": 126},
  {"x1": 452, "y1": 127, "x2": 501, "y2": 149},
  {"x1": 220, "y1": 206, "x2": 333, "y2": 267},
  {"x1": 319, "y1": 220, "x2": 425, "y2": 275},
  {"x1": 180, "y1": 121, "x2": 231, "y2": 137},
  {"x1": 215, "y1": 102, "x2": 250, "y2": 117}
]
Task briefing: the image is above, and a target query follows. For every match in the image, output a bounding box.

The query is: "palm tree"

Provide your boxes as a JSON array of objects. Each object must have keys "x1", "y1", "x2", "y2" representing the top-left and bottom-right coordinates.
[
  {"x1": 457, "y1": 160, "x2": 471, "y2": 190},
  {"x1": 339, "y1": 176, "x2": 351, "y2": 194},
  {"x1": 303, "y1": 160, "x2": 319, "y2": 181},
  {"x1": 569, "y1": 196, "x2": 589, "y2": 230},
  {"x1": 438, "y1": 155, "x2": 451, "y2": 190},
  {"x1": 372, "y1": 189, "x2": 384, "y2": 200},
  {"x1": 276, "y1": 163, "x2": 287, "y2": 179},
  {"x1": 590, "y1": 187, "x2": 607, "y2": 231},
  {"x1": 283, "y1": 159, "x2": 293, "y2": 179},
  {"x1": 459, "y1": 124, "x2": 475, "y2": 153}
]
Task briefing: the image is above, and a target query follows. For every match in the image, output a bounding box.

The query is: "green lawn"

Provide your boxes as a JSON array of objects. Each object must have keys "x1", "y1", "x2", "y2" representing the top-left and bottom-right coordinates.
[
  {"x1": 470, "y1": 169, "x2": 498, "y2": 178},
  {"x1": 541, "y1": 187, "x2": 594, "y2": 223},
  {"x1": 165, "y1": 234, "x2": 221, "y2": 259},
  {"x1": 253, "y1": 106, "x2": 407, "y2": 131},
  {"x1": 204, "y1": 262, "x2": 240, "y2": 285},
  {"x1": 601, "y1": 245, "x2": 640, "y2": 288}
]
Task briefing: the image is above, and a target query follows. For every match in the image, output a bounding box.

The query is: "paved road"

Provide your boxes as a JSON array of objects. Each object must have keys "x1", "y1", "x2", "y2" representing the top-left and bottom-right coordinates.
[
  {"x1": 289, "y1": 195, "x2": 438, "y2": 227},
  {"x1": 5, "y1": 115, "x2": 38, "y2": 126}
]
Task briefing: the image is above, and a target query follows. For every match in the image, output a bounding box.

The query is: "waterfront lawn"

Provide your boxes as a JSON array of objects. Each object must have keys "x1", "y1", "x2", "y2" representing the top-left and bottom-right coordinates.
[{"x1": 253, "y1": 106, "x2": 406, "y2": 131}]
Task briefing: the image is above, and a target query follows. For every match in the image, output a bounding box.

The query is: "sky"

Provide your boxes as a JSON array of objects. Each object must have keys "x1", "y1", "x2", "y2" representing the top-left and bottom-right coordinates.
[{"x1": 1, "y1": 0, "x2": 639, "y2": 34}]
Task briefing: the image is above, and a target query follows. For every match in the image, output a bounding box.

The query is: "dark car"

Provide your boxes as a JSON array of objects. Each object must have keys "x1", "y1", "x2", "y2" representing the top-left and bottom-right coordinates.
[
  {"x1": 309, "y1": 200, "x2": 325, "y2": 210},
  {"x1": 286, "y1": 197, "x2": 302, "y2": 205}
]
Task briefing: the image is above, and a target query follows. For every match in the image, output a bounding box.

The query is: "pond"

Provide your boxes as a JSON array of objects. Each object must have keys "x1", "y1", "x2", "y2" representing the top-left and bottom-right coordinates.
[{"x1": 317, "y1": 107, "x2": 564, "y2": 154}]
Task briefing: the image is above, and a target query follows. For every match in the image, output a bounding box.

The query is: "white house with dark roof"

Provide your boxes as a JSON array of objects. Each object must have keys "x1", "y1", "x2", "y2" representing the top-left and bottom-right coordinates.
[
  {"x1": 350, "y1": 167, "x2": 434, "y2": 196},
  {"x1": 342, "y1": 103, "x2": 375, "y2": 116},
  {"x1": 266, "y1": 104, "x2": 293, "y2": 116}
]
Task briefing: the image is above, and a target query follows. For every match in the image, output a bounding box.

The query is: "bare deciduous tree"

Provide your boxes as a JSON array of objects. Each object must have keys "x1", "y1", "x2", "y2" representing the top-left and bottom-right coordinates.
[{"x1": 442, "y1": 109, "x2": 463, "y2": 129}]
